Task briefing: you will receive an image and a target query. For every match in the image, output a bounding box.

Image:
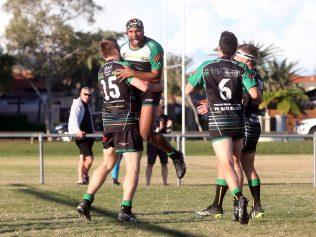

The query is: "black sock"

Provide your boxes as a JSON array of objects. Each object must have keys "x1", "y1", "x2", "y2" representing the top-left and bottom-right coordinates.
[
  {"x1": 212, "y1": 179, "x2": 228, "y2": 207},
  {"x1": 248, "y1": 179, "x2": 261, "y2": 207},
  {"x1": 167, "y1": 149, "x2": 177, "y2": 160},
  {"x1": 121, "y1": 205, "x2": 132, "y2": 214},
  {"x1": 231, "y1": 188, "x2": 243, "y2": 202}
]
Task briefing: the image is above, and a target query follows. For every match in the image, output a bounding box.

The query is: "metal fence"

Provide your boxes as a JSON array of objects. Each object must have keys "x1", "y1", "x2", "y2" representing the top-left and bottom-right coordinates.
[{"x1": 0, "y1": 132, "x2": 315, "y2": 187}]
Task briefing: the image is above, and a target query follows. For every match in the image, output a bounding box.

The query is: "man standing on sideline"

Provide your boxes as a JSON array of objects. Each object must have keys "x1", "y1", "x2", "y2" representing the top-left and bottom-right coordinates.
[
  {"x1": 146, "y1": 99, "x2": 172, "y2": 185},
  {"x1": 68, "y1": 86, "x2": 95, "y2": 185},
  {"x1": 117, "y1": 18, "x2": 186, "y2": 179},
  {"x1": 185, "y1": 31, "x2": 261, "y2": 225}
]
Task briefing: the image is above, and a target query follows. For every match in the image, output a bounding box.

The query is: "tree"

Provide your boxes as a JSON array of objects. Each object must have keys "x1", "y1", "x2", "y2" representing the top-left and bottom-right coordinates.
[
  {"x1": 3, "y1": 0, "x2": 102, "y2": 133},
  {"x1": 251, "y1": 42, "x2": 307, "y2": 116},
  {"x1": 0, "y1": 47, "x2": 15, "y2": 95}
]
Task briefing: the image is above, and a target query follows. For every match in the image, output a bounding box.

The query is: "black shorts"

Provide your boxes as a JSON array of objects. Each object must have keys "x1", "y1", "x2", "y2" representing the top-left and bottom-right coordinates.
[
  {"x1": 242, "y1": 115, "x2": 261, "y2": 153},
  {"x1": 140, "y1": 91, "x2": 162, "y2": 106},
  {"x1": 75, "y1": 138, "x2": 94, "y2": 157},
  {"x1": 209, "y1": 128, "x2": 244, "y2": 142},
  {"x1": 147, "y1": 143, "x2": 168, "y2": 165},
  {"x1": 102, "y1": 128, "x2": 143, "y2": 153}
]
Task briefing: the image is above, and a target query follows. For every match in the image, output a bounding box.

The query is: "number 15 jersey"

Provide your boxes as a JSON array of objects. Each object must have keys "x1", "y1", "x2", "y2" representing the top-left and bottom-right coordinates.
[
  {"x1": 98, "y1": 60, "x2": 140, "y2": 132},
  {"x1": 188, "y1": 56, "x2": 257, "y2": 140}
]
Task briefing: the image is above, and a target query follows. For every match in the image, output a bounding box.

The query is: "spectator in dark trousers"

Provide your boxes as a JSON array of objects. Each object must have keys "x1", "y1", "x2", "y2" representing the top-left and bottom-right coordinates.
[{"x1": 68, "y1": 86, "x2": 95, "y2": 184}]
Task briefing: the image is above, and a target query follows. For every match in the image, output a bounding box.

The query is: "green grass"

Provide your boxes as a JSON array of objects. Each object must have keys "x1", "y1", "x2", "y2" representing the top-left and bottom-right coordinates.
[
  {"x1": 0, "y1": 140, "x2": 313, "y2": 157},
  {"x1": 0, "y1": 184, "x2": 315, "y2": 236},
  {"x1": 0, "y1": 149, "x2": 315, "y2": 236}
]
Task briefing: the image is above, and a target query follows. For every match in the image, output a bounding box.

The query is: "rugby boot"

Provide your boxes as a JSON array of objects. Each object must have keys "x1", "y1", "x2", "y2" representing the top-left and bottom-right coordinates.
[
  {"x1": 250, "y1": 204, "x2": 264, "y2": 219},
  {"x1": 171, "y1": 151, "x2": 186, "y2": 179},
  {"x1": 118, "y1": 210, "x2": 137, "y2": 222},
  {"x1": 195, "y1": 204, "x2": 223, "y2": 218},
  {"x1": 77, "y1": 200, "x2": 91, "y2": 221},
  {"x1": 238, "y1": 196, "x2": 249, "y2": 225}
]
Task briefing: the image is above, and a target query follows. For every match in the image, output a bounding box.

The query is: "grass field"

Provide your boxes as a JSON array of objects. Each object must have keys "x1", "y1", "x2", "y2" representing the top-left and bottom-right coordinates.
[{"x1": 0, "y1": 141, "x2": 315, "y2": 236}]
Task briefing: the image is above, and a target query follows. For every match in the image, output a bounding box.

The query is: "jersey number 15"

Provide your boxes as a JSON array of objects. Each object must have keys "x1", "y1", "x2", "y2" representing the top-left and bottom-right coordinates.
[{"x1": 100, "y1": 76, "x2": 121, "y2": 101}]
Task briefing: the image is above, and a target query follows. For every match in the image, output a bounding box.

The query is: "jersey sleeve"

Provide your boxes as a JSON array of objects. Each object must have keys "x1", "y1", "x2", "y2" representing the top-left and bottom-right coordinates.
[
  {"x1": 241, "y1": 67, "x2": 258, "y2": 91},
  {"x1": 188, "y1": 61, "x2": 209, "y2": 89},
  {"x1": 148, "y1": 41, "x2": 164, "y2": 71}
]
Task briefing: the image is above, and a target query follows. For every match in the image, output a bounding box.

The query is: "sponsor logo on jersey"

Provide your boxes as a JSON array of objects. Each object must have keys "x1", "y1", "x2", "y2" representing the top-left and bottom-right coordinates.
[{"x1": 224, "y1": 69, "x2": 240, "y2": 77}]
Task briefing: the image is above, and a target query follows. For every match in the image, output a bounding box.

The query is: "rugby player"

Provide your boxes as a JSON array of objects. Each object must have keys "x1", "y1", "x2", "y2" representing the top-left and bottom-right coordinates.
[
  {"x1": 116, "y1": 18, "x2": 186, "y2": 179},
  {"x1": 235, "y1": 44, "x2": 264, "y2": 218},
  {"x1": 185, "y1": 31, "x2": 262, "y2": 224},
  {"x1": 194, "y1": 44, "x2": 264, "y2": 220},
  {"x1": 77, "y1": 37, "x2": 163, "y2": 222}
]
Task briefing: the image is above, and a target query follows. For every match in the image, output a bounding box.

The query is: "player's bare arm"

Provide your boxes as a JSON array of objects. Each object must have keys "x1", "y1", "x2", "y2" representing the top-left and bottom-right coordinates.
[
  {"x1": 129, "y1": 77, "x2": 163, "y2": 93},
  {"x1": 117, "y1": 66, "x2": 161, "y2": 83},
  {"x1": 248, "y1": 86, "x2": 262, "y2": 104}
]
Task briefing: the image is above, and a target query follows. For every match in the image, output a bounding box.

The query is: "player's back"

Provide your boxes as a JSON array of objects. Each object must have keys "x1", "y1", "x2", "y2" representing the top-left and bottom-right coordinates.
[
  {"x1": 203, "y1": 57, "x2": 248, "y2": 109},
  {"x1": 98, "y1": 60, "x2": 140, "y2": 132}
]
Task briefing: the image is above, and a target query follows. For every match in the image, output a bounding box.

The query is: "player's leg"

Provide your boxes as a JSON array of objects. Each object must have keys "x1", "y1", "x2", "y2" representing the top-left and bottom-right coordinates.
[
  {"x1": 196, "y1": 160, "x2": 227, "y2": 218},
  {"x1": 233, "y1": 139, "x2": 244, "y2": 189},
  {"x1": 118, "y1": 151, "x2": 142, "y2": 222},
  {"x1": 241, "y1": 119, "x2": 263, "y2": 218},
  {"x1": 212, "y1": 137, "x2": 249, "y2": 224},
  {"x1": 241, "y1": 151, "x2": 264, "y2": 218},
  {"x1": 146, "y1": 143, "x2": 157, "y2": 186},
  {"x1": 111, "y1": 154, "x2": 122, "y2": 185},
  {"x1": 139, "y1": 105, "x2": 186, "y2": 179},
  {"x1": 77, "y1": 147, "x2": 118, "y2": 221}
]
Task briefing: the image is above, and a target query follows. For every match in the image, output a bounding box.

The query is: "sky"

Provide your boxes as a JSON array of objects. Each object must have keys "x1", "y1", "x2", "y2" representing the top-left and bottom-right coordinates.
[{"x1": 0, "y1": 0, "x2": 315, "y2": 75}]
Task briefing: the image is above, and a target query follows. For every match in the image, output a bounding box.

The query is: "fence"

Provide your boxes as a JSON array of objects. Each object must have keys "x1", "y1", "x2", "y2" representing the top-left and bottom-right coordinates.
[{"x1": 0, "y1": 132, "x2": 315, "y2": 187}]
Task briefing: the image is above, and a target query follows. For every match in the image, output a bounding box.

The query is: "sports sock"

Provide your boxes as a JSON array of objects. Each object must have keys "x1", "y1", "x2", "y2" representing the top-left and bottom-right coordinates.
[
  {"x1": 212, "y1": 179, "x2": 228, "y2": 207},
  {"x1": 121, "y1": 200, "x2": 132, "y2": 214},
  {"x1": 248, "y1": 179, "x2": 261, "y2": 207},
  {"x1": 83, "y1": 193, "x2": 94, "y2": 206},
  {"x1": 231, "y1": 188, "x2": 243, "y2": 201},
  {"x1": 166, "y1": 149, "x2": 177, "y2": 159}
]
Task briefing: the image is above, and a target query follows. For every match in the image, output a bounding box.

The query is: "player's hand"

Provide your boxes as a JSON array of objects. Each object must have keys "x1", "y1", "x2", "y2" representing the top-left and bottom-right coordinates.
[
  {"x1": 197, "y1": 104, "x2": 208, "y2": 115},
  {"x1": 116, "y1": 66, "x2": 134, "y2": 79}
]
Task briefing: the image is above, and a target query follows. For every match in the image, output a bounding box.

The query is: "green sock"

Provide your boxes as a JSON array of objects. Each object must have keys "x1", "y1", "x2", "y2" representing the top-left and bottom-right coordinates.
[
  {"x1": 121, "y1": 200, "x2": 132, "y2": 207},
  {"x1": 83, "y1": 193, "x2": 94, "y2": 204},
  {"x1": 231, "y1": 188, "x2": 242, "y2": 201},
  {"x1": 166, "y1": 149, "x2": 176, "y2": 157},
  {"x1": 212, "y1": 179, "x2": 228, "y2": 207}
]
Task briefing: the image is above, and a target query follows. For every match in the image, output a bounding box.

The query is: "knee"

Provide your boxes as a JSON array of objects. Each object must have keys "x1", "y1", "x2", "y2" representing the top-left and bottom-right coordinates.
[{"x1": 140, "y1": 130, "x2": 151, "y2": 141}]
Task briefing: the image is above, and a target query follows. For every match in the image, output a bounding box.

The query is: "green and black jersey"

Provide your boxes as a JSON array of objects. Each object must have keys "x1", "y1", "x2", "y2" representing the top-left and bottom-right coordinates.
[
  {"x1": 120, "y1": 36, "x2": 164, "y2": 73},
  {"x1": 98, "y1": 60, "x2": 140, "y2": 132},
  {"x1": 188, "y1": 56, "x2": 257, "y2": 140},
  {"x1": 242, "y1": 68, "x2": 263, "y2": 118}
]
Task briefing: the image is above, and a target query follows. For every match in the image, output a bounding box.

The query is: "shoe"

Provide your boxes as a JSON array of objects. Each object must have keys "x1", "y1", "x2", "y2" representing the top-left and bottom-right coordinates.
[
  {"x1": 117, "y1": 210, "x2": 137, "y2": 222},
  {"x1": 171, "y1": 151, "x2": 186, "y2": 179},
  {"x1": 238, "y1": 196, "x2": 249, "y2": 225},
  {"x1": 77, "y1": 201, "x2": 91, "y2": 221},
  {"x1": 195, "y1": 204, "x2": 223, "y2": 218},
  {"x1": 250, "y1": 205, "x2": 264, "y2": 219},
  {"x1": 233, "y1": 204, "x2": 239, "y2": 221},
  {"x1": 112, "y1": 179, "x2": 121, "y2": 186}
]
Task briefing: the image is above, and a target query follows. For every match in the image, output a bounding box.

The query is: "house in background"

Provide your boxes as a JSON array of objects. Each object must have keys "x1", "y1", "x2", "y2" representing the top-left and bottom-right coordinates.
[
  {"x1": 261, "y1": 75, "x2": 316, "y2": 133},
  {"x1": 0, "y1": 67, "x2": 76, "y2": 125}
]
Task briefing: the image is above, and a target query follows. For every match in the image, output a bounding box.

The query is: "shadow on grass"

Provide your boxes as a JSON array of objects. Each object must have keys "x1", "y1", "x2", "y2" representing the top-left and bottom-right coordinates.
[{"x1": 2, "y1": 184, "x2": 205, "y2": 237}]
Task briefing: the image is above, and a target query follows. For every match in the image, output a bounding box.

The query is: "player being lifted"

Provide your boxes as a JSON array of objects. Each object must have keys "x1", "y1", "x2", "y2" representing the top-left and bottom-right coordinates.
[
  {"x1": 185, "y1": 31, "x2": 262, "y2": 225},
  {"x1": 77, "y1": 37, "x2": 162, "y2": 222},
  {"x1": 116, "y1": 18, "x2": 186, "y2": 179},
  {"x1": 195, "y1": 44, "x2": 264, "y2": 220}
]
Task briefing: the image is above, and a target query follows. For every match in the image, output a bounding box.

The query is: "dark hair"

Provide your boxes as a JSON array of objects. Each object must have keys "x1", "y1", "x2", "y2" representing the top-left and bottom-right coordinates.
[
  {"x1": 237, "y1": 44, "x2": 258, "y2": 66},
  {"x1": 219, "y1": 31, "x2": 238, "y2": 56},
  {"x1": 99, "y1": 37, "x2": 120, "y2": 59}
]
